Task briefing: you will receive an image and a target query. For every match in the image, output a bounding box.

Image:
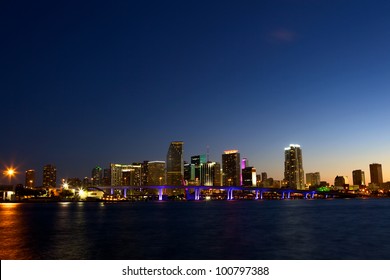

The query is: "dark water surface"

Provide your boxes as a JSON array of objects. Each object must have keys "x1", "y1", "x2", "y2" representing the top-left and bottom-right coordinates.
[{"x1": 1, "y1": 199, "x2": 390, "y2": 259}]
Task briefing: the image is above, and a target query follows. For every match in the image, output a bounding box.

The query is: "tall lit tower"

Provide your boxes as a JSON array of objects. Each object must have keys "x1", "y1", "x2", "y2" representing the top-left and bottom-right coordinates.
[
  {"x1": 306, "y1": 172, "x2": 320, "y2": 187},
  {"x1": 147, "y1": 161, "x2": 166, "y2": 185},
  {"x1": 25, "y1": 169, "x2": 35, "y2": 188},
  {"x1": 242, "y1": 166, "x2": 257, "y2": 186},
  {"x1": 191, "y1": 154, "x2": 207, "y2": 181},
  {"x1": 103, "y1": 168, "x2": 111, "y2": 186},
  {"x1": 199, "y1": 161, "x2": 221, "y2": 186},
  {"x1": 91, "y1": 166, "x2": 103, "y2": 186},
  {"x1": 352, "y1": 169, "x2": 365, "y2": 186},
  {"x1": 369, "y1": 163, "x2": 383, "y2": 185},
  {"x1": 222, "y1": 150, "x2": 241, "y2": 186},
  {"x1": 166, "y1": 141, "x2": 184, "y2": 186},
  {"x1": 110, "y1": 163, "x2": 142, "y2": 186},
  {"x1": 284, "y1": 144, "x2": 304, "y2": 190},
  {"x1": 43, "y1": 164, "x2": 57, "y2": 188}
]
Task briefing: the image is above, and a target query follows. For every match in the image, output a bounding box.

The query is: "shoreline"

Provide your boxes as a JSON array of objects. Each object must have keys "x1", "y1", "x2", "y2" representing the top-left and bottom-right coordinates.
[{"x1": 1, "y1": 196, "x2": 387, "y2": 204}]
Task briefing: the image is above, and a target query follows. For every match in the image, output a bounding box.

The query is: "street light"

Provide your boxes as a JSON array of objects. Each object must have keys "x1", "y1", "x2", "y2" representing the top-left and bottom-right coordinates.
[
  {"x1": 4, "y1": 168, "x2": 16, "y2": 185},
  {"x1": 78, "y1": 188, "x2": 87, "y2": 200}
]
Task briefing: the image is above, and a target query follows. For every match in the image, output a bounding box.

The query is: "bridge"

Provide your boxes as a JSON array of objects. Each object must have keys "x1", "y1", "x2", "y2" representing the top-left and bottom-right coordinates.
[{"x1": 88, "y1": 185, "x2": 341, "y2": 201}]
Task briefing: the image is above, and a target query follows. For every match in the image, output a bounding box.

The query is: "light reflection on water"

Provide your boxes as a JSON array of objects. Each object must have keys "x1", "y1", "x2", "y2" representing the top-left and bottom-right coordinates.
[
  {"x1": 0, "y1": 203, "x2": 34, "y2": 259},
  {"x1": 1, "y1": 199, "x2": 390, "y2": 259}
]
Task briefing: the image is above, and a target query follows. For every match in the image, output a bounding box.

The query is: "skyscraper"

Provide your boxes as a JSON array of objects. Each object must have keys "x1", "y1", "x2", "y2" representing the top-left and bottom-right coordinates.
[
  {"x1": 222, "y1": 150, "x2": 241, "y2": 186},
  {"x1": 241, "y1": 158, "x2": 248, "y2": 169},
  {"x1": 91, "y1": 166, "x2": 103, "y2": 186},
  {"x1": 191, "y1": 155, "x2": 207, "y2": 181},
  {"x1": 213, "y1": 162, "x2": 222, "y2": 186},
  {"x1": 184, "y1": 162, "x2": 195, "y2": 183},
  {"x1": 43, "y1": 164, "x2": 56, "y2": 188},
  {"x1": 242, "y1": 166, "x2": 257, "y2": 186},
  {"x1": 141, "y1": 160, "x2": 149, "y2": 186},
  {"x1": 334, "y1": 175, "x2": 348, "y2": 187},
  {"x1": 166, "y1": 141, "x2": 184, "y2": 186},
  {"x1": 352, "y1": 169, "x2": 365, "y2": 186},
  {"x1": 284, "y1": 144, "x2": 304, "y2": 190},
  {"x1": 122, "y1": 164, "x2": 141, "y2": 186},
  {"x1": 199, "y1": 161, "x2": 220, "y2": 186},
  {"x1": 102, "y1": 168, "x2": 111, "y2": 186},
  {"x1": 256, "y1": 174, "x2": 262, "y2": 186},
  {"x1": 147, "y1": 161, "x2": 166, "y2": 185},
  {"x1": 261, "y1": 172, "x2": 267, "y2": 182},
  {"x1": 369, "y1": 163, "x2": 383, "y2": 185},
  {"x1": 241, "y1": 158, "x2": 248, "y2": 185},
  {"x1": 306, "y1": 172, "x2": 320, "y2": 187},
  {"x1": 191, "y1": 155, "x2": 207, "y2": 166},
  {"x1": 110, "y1": 163, "x2": 142, "y2": 186},
  {"x1": 25, "y1": 169, "x2": 35, "y2": 188}
]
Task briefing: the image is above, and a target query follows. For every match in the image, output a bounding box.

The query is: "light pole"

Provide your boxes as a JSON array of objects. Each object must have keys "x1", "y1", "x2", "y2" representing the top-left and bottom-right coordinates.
[
  {"x1": 3, "y1": 168, "x2": 16, "y2": 201},
  {"x1": 4, "y1": 168, "x2": 16, "y2": 185}
]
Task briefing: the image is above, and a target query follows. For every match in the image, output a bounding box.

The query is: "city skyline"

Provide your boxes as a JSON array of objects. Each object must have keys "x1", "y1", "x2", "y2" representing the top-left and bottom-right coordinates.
[
  {"x1": 1, "y1": 141, "x2": 389, "y2": 188},
  {"x1": 2, "y1": 1, "x2": 390, "y2": 185}
]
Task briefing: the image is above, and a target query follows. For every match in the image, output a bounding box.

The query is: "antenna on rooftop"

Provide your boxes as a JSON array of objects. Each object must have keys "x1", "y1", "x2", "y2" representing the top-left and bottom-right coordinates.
[{"x1": 206, "y1": 145, "x2": 210, "y2": 162}]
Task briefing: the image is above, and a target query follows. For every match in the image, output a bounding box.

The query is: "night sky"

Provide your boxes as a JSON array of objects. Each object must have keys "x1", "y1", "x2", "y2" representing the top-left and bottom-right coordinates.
[{"x1": 2, "y1": 0, "x2": 390, "y2": 185}]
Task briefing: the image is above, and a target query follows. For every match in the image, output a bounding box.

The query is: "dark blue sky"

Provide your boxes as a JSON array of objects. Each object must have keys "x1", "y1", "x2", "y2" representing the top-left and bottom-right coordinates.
[{"x1": 2, "y1": 0, "x2": 390, "y2": 184}]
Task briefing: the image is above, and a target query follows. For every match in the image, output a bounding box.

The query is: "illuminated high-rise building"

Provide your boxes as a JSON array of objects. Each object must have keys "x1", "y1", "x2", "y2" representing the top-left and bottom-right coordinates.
[
  {"x1": 91, "y1": 166, "x2": 103, "y2": 186},
  {"x1": 199, "y1": 161, "x2": 220, "y2": 186},
  {"x1": 102, "y1": 168, "x2": 111, "y2": 186},
  {"x1": 191, "y1": 155, "x2": 207, "y2": 181},
  {"x1": 184, "y1": 162, "x2": 195, "y2": 182},
  {"x1": 213, "y1": 162, "x2": 222, "y2": 186},
  {"x1": 241, "y1": 158, "x2": 248, "y2": 185},
  {"x1": 147, "y1": 161, "x2": 166, "y2": 185},
  {"x1": 25, "y1": 169, "x2": 35, "y2": 188},
  {"x1": 166, "y1": 141, "x2": 184, "y2": 186},
  {"x1": 222, "y1": 150, "x2": 241, "y2": 186},
  {"x1": 110, "y1": 163, "x2": 142, "y2": 186},
  {"x1": 284, "y1": 144, "x2": 304, "y2": 190},
  {"x1": 256, "y1": 174, "x2": 262, "y2": 186},
  {"x1": 352, "y1": 169, "x2": 365, "y2": 186},
  {"x1": 82, "y1": 177, "x2": 91, "y2": 187},
  {"x1": 369, "y1": 163, "x2": 383, "y2": 185},
  {"x1": 43, "y1": 164, "x2": 57, "y2": 188},
  {"x1": 334, "y1": 175, "x2": 348, "y2": 187},
  {"x1": 242, "y1": 166, "x2": 256, "y2": 187},
  {"x1": 191, "y1": 155, "x2": 207, "y2": 165},
  {"x1": 141, "y1": 160, "x2": 149, "y2": 186},
  {"x1": 306, "y1": 172, "x2": 320, "y2": 187},
  {"x1": 261, "y1": 172, "x2": 267, "y2": 182},
  {"x1": 241, "y1": 158, "x2": 248, "y2": 169}
]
